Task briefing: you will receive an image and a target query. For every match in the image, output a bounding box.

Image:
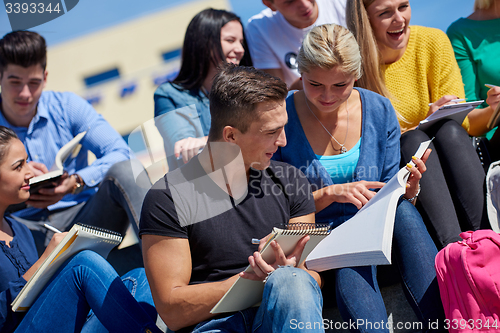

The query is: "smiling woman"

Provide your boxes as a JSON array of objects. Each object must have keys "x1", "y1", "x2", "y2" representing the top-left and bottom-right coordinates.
[
  {"x1": 0, "y1": 126, "x2": 161, "y2": 333},
  {"x1": 272, "y1": 23, "x2": 445, "y2": 333},
  {"x1": 347, "y1": 0, "x2": 489, "y2": 249},
  {"x1": 153, "y1": 8, "x2": 253, "y2": 171}
]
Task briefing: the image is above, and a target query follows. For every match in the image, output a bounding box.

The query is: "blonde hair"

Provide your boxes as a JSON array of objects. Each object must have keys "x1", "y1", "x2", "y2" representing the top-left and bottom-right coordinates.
[
  {"x1": 346, "y1": 0, "x2": 391, "y2": 98},
  {"x1": 297, "y1": 24, "x2": 362, "y2": 79},
  {"x1": 474, "y1": 0, "x2": 493, "y2": 10},
  {"x1": 346, "y1": 0, "x2": 415, "y2": 125}
]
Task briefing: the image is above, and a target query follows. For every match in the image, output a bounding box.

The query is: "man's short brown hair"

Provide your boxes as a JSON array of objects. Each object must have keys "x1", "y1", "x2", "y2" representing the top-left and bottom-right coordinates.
[
  {"x1": 0, "y1": 31, "x2": 47, "y2": 75},
  {"x1": 208, "y1": 64, "x2": 288, "y2": 141}
]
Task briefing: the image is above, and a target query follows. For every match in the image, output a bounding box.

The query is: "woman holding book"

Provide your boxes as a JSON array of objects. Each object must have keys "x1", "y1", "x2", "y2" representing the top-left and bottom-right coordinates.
[
  {"x1": 154, "y1": 8, "x2": 252, "y2": 170},
  {"x1": 346, "y1": 0, "x2": 488, "y2": 248},
  {"x1": 0, "y1": 127, "x2": 161, "y2": 333},
  {"x1": 273, "y1": 24, "x2": 445, "y2": 332}
]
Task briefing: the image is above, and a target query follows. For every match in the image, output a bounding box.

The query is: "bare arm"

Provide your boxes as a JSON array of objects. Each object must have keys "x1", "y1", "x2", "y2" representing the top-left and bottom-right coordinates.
[{"x1": 142, "y1": 235, "x2": 238, "y2": 331}]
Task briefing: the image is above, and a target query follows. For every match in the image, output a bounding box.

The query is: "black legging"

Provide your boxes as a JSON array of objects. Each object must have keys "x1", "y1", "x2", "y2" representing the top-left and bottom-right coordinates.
[{"x1": 400, "y1": 119, "x2": 489, "y2": 249}]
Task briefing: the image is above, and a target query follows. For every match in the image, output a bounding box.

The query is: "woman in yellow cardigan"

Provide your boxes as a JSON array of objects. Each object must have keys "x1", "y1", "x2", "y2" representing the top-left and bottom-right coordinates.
[{"x1": 347, "y1": 0, "x2": 488, "y2": 248}]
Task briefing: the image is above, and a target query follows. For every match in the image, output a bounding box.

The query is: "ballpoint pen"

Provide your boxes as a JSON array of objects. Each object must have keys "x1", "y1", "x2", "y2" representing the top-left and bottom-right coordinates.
[
  {"x1": 485, "y1": 84, "x2": 497, "y2": 89},
  {"x1": 428, "y1": 98, "x2": 465, "y2": 106},
  {"x1": 43, "y1": 223, "x2": 62, "y2": 233}
]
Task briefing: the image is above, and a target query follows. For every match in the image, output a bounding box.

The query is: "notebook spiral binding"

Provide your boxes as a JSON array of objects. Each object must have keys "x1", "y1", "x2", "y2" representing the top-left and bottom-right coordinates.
[
  {"x1": 76, "y1": 223, "x2": 123, "y2": 242},
  {"x1": 280, "y1": 222, "x2": 331, "y2": 236}
]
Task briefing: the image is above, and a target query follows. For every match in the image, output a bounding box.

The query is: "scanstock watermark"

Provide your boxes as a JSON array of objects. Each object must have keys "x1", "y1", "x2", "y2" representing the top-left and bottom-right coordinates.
[{"x1": 3, "y1": 0, "x2": 79, "y2": 30}]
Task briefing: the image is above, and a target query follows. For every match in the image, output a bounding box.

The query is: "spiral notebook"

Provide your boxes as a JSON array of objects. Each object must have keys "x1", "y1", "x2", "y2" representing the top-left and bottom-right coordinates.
[
  {"x1": 12, "y1": 223, "x2": 122, "y2": 312},
  {"x1": 211, "y1": 223, "x2": 331, "y2": 314}
]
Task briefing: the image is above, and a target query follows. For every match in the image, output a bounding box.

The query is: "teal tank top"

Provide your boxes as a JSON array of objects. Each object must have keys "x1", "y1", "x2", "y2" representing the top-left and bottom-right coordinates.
[{"x1": 315, "y1": 138, "x2": 361, "y2": 184}]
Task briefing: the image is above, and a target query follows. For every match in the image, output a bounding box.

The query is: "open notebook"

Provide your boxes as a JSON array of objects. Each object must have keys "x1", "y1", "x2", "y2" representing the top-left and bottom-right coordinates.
[
  {"x1": 305, "y1": 140, "x2": 432, "y2": 271},
  {"x1": 418, "y1": 101, "x2": 483, "y2": 131},
  {"x1": 12, "y1": 223, "x2": 122, "y2": 312},
  {"x1": 211, "y1": 223, "x2": 331, "y2": 314}
]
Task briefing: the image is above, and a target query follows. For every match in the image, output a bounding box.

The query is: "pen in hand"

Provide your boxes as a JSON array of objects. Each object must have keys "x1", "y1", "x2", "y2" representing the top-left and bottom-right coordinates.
[
  {"x1": 485, "y1": 84, "x2": 497, "y2": 89},
  {"x1": 43, "y1": 223, "x2": 62, "y2": 233},
  {"x1": 428, "y1": 98, "x2": 465, "y2": 107}
]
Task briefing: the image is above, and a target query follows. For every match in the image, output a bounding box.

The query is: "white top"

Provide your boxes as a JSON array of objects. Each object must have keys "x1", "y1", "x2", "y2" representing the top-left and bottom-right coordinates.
[{"x1": 246, "y1": 0, "x2": 347, "y2": 86}]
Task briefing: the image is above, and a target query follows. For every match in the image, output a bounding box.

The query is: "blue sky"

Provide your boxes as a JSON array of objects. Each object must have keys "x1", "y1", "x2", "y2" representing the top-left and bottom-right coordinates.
[{"x1": 0, "y1": 0, "x2": 476, "y2": 46}]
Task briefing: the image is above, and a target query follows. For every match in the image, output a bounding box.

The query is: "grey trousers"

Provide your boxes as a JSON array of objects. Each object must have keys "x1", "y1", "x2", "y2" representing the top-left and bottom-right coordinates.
[{"x1": 14, "y1": 159, "x2": 152, "y2": 254}]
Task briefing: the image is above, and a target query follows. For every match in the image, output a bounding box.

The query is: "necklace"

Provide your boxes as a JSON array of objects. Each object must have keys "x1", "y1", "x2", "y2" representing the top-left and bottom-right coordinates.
[{"x1": 305, "y1": 98, "x2": 349, "y2": 154}]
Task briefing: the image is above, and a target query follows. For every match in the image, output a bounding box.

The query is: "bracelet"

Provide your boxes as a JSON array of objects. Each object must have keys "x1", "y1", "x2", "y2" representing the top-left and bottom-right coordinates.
[{"x1": 405, "y1": 184, "x2": 420, "y2": 203}]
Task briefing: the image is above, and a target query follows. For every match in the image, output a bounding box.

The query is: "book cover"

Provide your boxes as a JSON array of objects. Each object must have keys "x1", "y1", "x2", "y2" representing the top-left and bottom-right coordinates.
[{"x1": 29, "y1": 131, "x2": 87, "y2": 193}]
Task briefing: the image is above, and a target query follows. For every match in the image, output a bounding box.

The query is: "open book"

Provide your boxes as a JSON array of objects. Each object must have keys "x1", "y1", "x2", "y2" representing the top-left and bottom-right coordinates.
[
  {"x1": 487, "y1": 101, "x2": 500, "y2": 130},
  {"x1": 305, "y1": 140, "x2": 432, "y2": 272},
  {"x1": 12, "y1": 223, "x2": 122, "y2": 312},
  {"x1": 29, "y1": 131, "x2": 87, "y2": 193},
  {"x1": 210, "y1": 224, "x2": 331, "y2": 314},
  {"x1": 418, "y1": 101, "x2": 483, "y2": 131}
]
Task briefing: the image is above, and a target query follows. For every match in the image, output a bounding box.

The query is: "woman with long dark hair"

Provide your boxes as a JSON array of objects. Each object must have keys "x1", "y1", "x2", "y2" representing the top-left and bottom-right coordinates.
[{"x1": 154, "y1": 8, "x2": 252, "y2": 170}]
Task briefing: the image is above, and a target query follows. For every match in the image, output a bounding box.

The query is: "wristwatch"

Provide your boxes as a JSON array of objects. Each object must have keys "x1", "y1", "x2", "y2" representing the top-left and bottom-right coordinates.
[{"x1": 71, "y1": 174, "x2": 85, "y2": 195}]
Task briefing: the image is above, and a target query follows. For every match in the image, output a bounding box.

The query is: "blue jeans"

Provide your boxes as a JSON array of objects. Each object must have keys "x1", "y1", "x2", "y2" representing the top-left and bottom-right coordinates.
[
  {"x1": 186, "y1": 267, "x2": 324, "y2": 333},
  {"x1": 15, "y1": 159, "x2": 152, "y2": 252},
  {"x1": 14, "y1": 251, "x2": 160, "y2": 333},
  {"x1": 334, "y1": 199, "x2": 445, "y2": 333}
]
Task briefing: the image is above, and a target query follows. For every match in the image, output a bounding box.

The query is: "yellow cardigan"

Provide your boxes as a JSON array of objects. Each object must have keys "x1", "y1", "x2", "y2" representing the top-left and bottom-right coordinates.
[{"x1": 383, "y1": 26, "x2": 468, "y2": 131}]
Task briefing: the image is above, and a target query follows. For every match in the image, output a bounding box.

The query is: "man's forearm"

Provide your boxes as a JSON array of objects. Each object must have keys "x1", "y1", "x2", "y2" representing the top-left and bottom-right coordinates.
[{"x1": 158, "y1": 275, "x2": 239, "y2": 331}]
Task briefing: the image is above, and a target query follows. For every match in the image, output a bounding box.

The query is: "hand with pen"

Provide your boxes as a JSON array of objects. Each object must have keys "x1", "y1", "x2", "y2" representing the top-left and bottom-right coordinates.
[
  {"x1": 467, "y1": 84, "x2": 500, "y2": 136},
  {"x1": 239, "y1": 235, "x2": 310, "y2": 282},
  {"x1": 427, "y1": 95, "x2": 464, "y2": 118},
  {"x1": 485, "y1": 84, "x2": 500, "y2": 113}
]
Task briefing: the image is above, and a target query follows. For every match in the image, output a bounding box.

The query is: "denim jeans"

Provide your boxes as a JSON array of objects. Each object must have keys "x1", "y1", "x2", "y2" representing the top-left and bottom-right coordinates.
[
  {"x1": 15, "y1": 159, "x2": 152, "y2": 253},
  {"x1": 14, "y1": 251, "x2": 160, "y2": 333},
  {"x1": 334, "y1": 199, "x2": 446, "y2": 333},
  {"x1": 186, "y1": 266, "x2": 324, "y2": 333}
]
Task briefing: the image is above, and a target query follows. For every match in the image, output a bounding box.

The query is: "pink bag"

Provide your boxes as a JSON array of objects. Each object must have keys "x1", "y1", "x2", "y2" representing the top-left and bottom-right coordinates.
[{"x1": 435, "y1": 230, "x2": 500, "y2": 332}]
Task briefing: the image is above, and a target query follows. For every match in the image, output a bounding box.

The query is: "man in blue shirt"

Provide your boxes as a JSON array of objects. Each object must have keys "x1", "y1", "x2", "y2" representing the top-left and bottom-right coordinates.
[{"x1": 0, "y1": 31, "x2": 151, "y2": 251}]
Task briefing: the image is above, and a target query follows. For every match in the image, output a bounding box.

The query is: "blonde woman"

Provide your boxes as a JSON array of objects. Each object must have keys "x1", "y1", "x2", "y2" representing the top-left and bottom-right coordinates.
[
  {"x1": 347, "y1": 0, "x2": 488, "y2": 249},
  {"x1": 273, "y1": 24, "x2": 445, "y2": 333}
]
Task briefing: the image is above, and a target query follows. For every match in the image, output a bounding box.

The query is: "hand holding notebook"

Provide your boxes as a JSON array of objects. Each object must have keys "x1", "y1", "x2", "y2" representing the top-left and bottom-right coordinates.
[
  {"x1": 12, "y1": 223, "x2": 122, "y2": 312},
  {"x1": 211, "y1": 223, "x2": 331, "y2": 314}
]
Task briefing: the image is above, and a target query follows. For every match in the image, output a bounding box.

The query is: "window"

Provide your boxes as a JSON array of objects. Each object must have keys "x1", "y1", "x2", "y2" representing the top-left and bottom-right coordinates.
[
  {"x1": 84, "y1": 68, "x2": 120, "y2": 87},
  {"x1": 161, "y1": 49, "x2": 181, "y2": 62}
]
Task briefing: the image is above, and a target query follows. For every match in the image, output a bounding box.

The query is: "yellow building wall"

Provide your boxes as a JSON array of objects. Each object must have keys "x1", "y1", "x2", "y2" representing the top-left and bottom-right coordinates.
[{"x1": 45, "y1": 0, "x2": 230, "y2": 135}]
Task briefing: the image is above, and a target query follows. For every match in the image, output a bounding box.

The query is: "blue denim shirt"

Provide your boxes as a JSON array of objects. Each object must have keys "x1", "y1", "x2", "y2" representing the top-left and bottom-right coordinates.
[
  {"x1": 273, "y1": 88, "x2": 401, "y2": 228},
  {"x1": 0, "y1": 91, "x2": 131, "y2": 218},
  {"x1": 154, "y1": 83, "x2": 211, "y2": 171}
]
